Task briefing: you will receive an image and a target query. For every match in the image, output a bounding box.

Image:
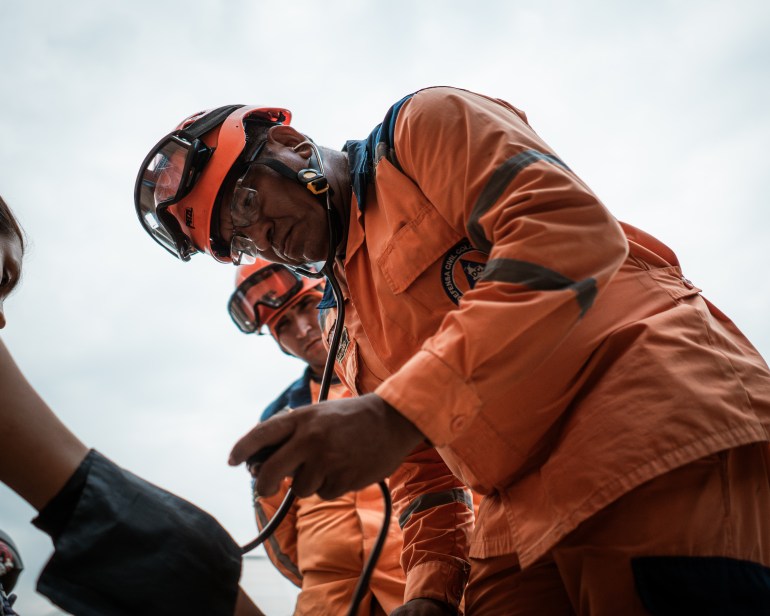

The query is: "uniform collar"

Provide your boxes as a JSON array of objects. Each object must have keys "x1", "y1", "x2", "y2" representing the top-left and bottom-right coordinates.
[
  {"x1": 342, "y1": 91, "x2": 414, "y2": 213},
  {"x1": 343, "y1": 136, "x2": 376, "y2": 212}
]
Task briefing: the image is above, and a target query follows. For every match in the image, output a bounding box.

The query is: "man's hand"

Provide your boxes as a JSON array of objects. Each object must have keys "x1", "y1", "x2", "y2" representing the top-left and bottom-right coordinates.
[
  {"x1": 229, "y1": 393, "x2": 424, "y2": 499},
  {"x1": 391, "y1": 598, "x2": 456, "y2": 616}
]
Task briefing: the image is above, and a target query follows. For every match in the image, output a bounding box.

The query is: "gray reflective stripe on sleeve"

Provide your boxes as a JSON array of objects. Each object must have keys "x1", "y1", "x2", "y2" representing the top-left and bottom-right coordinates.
[
  {"x1": 481, "y1": 258, "x2": 598, "y2": 316},
  {"x1": 253, "y1": 494, "x2": 302, "y2": 582},
  {"x1": 467, "y1": 149, "x2": 570, "y2": 253},
  {"x1": 398, "y1": 488, "x2": 473, "y2": 529}
]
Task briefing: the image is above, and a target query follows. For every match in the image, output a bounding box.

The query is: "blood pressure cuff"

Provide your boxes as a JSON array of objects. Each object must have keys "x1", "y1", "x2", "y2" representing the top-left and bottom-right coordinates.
[{"x1": 32, "y1": 449, "x2": 241, "y2": 616}]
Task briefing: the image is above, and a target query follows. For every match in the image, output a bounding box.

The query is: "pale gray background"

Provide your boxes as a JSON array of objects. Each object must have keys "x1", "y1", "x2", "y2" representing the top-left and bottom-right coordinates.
[{"x1": 1, "y1": 1, "x2": 768, "y2": 614}]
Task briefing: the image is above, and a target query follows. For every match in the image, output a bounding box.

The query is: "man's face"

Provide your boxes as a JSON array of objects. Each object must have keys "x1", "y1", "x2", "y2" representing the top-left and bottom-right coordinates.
[
  {"x1": 271, "y1": 293, "x2": 327, "y2": 372},
  {"x1": 218, "y1": 139, "x2": 330, "y2": 268}
]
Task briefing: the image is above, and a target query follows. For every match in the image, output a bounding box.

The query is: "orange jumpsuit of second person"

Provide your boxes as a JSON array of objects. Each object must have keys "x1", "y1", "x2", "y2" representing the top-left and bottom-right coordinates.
[{"x1": 228, "y1": 261, "x2": 406, "y2": 616}]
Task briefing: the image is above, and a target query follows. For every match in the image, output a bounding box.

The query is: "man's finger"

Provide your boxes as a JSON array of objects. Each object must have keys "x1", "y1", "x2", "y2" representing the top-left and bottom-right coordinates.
[
  {"x1": 290, "y1": 462, "x2": 327, "y2": 498},
  {"x1": 253, "y1": 439, "x2": 307, "y2": 497},
  {"x1": 228, "y1": 413, "x2": 296, "y2": 466}
]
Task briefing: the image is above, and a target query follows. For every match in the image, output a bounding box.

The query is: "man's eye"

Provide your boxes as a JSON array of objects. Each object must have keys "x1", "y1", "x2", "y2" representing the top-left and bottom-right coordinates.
[{"x1": 230, "y1": 184, "x2": 260, "y2": 227}]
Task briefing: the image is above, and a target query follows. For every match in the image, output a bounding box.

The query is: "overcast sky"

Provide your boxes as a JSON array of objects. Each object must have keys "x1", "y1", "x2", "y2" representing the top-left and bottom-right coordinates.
[{"x1": 1, "y1": 1, "x2": 768, "y2": 614}]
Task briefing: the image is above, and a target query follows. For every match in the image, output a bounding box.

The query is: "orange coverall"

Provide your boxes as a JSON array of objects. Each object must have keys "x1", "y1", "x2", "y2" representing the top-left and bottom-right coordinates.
[
  {"x1": 254, "y1": 378, "x2": 406, "y2": 615},
  {"x1": 321, "y1": 87, "x2": 770, "y2": 611},
  {"x1": 321, "y1": 280, "x2": 475, "y2": 610}
]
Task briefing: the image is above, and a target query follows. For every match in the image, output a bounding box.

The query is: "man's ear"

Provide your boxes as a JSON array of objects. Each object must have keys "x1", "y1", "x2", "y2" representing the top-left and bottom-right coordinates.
[{"x1": 266, "y1": 125, "x2": 312, "y2": 158}]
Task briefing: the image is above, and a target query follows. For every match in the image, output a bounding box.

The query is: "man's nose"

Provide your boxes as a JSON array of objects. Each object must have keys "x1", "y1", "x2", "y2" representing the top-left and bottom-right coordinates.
[
  {"x1": 296, "y1": 315, "x2": 314, "y2": 337},
  {"x1": 249, "y1": 219, "x2": 272, "y2": 253}
]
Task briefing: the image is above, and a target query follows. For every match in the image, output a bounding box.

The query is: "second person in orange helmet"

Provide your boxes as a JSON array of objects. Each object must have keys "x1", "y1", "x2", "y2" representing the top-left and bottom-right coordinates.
[{"x1": 228, "y1": 259, "x2": 406, "y2": 616}]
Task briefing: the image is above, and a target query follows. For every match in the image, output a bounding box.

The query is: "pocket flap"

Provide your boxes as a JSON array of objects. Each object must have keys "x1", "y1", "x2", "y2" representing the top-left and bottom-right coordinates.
[{"x1": 377, "y1": 204, "x2": 461, "y2": 294}]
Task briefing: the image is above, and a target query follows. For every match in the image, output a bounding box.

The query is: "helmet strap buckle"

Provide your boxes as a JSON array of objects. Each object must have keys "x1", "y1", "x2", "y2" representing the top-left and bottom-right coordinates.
[{"x1": 298, "y1": 168, "x2": 329, "y2": 195}]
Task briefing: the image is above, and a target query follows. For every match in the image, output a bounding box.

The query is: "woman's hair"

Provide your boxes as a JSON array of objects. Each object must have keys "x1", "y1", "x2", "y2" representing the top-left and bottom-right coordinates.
[{"x1": 0, "y1": 195, "x2": 25, "y2": 254}]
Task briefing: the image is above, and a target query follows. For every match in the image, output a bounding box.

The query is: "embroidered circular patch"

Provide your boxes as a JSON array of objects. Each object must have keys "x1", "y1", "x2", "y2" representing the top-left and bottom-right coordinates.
[{"x1": 441, "y1": 239, "x2": 487, "y2": 304}]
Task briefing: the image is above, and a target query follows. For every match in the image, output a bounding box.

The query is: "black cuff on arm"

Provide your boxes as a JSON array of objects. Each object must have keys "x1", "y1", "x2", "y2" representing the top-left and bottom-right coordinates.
[
  {"x1": 33, "y1": 450, "x2": 241, "y2": 616},
  {"x1": 33, "y1": 451, "x2": 93, "y2": 540}
]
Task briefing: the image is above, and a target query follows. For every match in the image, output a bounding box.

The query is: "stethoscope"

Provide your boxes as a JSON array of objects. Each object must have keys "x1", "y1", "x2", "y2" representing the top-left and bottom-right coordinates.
[{"x1": 238, "y1": 140, "x2": 392, "y2": 616}]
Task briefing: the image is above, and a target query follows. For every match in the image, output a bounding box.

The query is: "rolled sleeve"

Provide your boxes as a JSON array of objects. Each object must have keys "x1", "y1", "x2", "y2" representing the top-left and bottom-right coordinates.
[
  {"x1": 404, "y1": 559, "x2": 470, "y2": 609},
  {"x1": 376, "y1": 349, "x2": 481, "y2": 447}
]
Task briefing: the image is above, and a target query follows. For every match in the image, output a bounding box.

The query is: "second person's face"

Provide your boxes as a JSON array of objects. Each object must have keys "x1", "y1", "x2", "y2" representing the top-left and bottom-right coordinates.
[{"x1": 272, "y1": 293, "x2": 327, "y2": 373}]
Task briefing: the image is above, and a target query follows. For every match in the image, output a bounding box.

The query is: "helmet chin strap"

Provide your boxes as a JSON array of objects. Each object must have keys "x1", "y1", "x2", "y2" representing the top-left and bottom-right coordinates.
[{"x1": 251, "y1": 139, "x2": 342, "y2": 279}]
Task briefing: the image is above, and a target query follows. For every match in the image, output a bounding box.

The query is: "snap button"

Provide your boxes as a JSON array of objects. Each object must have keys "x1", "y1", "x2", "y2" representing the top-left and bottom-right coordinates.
[{"x1": 681, "y1": 276, "x2": 695, "y2": 289}]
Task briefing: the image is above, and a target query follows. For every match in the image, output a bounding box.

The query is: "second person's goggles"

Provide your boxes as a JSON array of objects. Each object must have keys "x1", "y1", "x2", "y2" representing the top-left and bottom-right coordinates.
[{"x1": 228, "y1": 264, "x2": 304, "y2": 333}]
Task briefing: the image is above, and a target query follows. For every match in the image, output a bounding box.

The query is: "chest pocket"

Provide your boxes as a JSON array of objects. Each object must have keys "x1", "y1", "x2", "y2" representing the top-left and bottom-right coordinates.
[{"x1": 377, "y1": 202, "x2": 462, "y2": 295}]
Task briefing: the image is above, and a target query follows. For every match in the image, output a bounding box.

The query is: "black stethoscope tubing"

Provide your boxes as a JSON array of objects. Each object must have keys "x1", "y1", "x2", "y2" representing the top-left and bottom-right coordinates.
[{"x1": 239, "y1": 145, "x2": 393, "y2": 614}]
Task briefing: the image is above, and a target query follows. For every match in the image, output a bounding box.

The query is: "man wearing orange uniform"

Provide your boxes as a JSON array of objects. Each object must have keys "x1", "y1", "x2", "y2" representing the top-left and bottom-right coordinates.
[
  {"x1": 229, "y1": 260, "x2": 406, "y2": 615},
  {"x1": 137, "y1": 88, "x2": 770, "y2": 614}
]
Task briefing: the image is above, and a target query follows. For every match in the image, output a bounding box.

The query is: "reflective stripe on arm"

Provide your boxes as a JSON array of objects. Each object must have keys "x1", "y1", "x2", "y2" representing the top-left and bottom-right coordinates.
[
  {"x1": 467, "y1": 149, "x2": 570, "y2": 253},
  {"x1": 390, "y1": 444, "x2": 473, "y2": 607},
  {"x1": 482, "y1": 258, "x2": 597, "y2": 316},
  {"x1": 398, "y1": 488, "x2": 473, "y2": 529},
  {"x1": 252, "y1": 481, "x2": 302, "y2": 586},
  {"x1": 468, "y1": 149, "x2": 598, "y2": 317}
]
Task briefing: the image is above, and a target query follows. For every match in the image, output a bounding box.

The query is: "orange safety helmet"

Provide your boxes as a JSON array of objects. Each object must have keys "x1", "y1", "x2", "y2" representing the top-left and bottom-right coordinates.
[
  {"x1": 135, "y1": 104, "x2": 291, "y2": 262},
  {"x1": 228, "y1": 258, "x2": 323, "y2": 335}
]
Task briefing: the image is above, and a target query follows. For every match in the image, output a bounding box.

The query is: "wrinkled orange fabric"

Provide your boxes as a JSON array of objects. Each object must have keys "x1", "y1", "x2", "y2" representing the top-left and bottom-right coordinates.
[
  {"x1": 323, "y1": 87, "x2": 770, "y2": 599},
  {"x1": 464, "y1": 443, "x2": 770, "y2": 615},
  {"x1": 322, "y1": 280, "x2": 474, "y2": 608},
  {"x1": 254, "y1": 381, "x2": 406, "y2": 615}
]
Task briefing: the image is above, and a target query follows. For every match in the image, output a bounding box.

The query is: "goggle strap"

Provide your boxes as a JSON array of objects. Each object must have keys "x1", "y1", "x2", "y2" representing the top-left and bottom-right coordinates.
[
  {"x1": 179, "y1": 104, "x2": 246, "y2": 141},
  {"x1": 256, "y1": 158, "x2": 298, "y2": 181},
  {"x1": 256, "y1": 158, "x2": 330, "y2": 195}
]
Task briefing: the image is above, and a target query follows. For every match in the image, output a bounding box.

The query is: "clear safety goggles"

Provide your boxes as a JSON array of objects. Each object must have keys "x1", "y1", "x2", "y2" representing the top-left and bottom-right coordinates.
[
  {"x1": 228, "y1": 160, "x2": 266, "y2": 267},
  {"x1": 230, "y1": 232, "x2": 259, "y2": 266},
  {"x1": 228, "y1": 138, "x2": 331, "y2": 273},
  {"x1": 135, "y1": 135, "x2": 211, "y2": 260},
  {"x1": 134, "y1": 105, "x2": 244, "y2": 261},
  {"x1": 228, "y1": 263, "x2": 304, "y2": 333}
]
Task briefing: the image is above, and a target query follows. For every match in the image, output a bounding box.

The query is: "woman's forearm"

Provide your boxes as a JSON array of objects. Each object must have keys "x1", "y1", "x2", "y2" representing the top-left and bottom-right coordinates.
[
  {"x1": 0, "y1": 338, "x2": 88, "y2": 510},
  {"x1": 1, "y1": 339, "x2": 267, "y2": 615}
]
